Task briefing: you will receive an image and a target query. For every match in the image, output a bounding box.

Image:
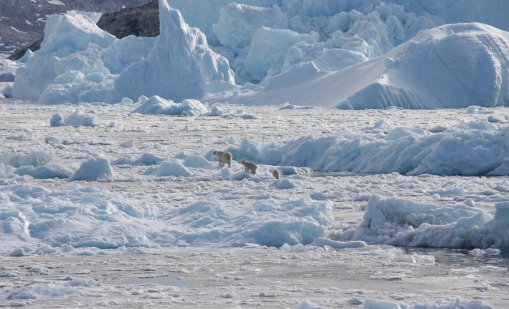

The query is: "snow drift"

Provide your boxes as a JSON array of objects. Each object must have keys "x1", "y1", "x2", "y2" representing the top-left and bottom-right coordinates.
[{"x1": 230, "y1": 23, "x2": 509, "y2": 109}]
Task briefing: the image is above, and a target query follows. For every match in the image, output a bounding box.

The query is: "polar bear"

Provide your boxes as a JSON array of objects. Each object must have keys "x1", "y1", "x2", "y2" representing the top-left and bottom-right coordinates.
[
  {"x1": 271, "y1": 169, "x2": 281, "y2": 180},
  {"x1": 241, "y1": 160, "x2": 257, "y2": 174},
  {"x1": 213, "y1": 150, "x2": 232, "y2": 168}
]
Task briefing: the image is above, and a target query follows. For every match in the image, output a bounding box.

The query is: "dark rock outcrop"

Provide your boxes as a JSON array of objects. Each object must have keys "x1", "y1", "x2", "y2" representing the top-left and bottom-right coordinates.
[
  {"x1": 2, "y1": 0, "x2": 154, "y2": 57},
  {"x1": 97, "y1": 1, "x2": 159, "y2": 39}
]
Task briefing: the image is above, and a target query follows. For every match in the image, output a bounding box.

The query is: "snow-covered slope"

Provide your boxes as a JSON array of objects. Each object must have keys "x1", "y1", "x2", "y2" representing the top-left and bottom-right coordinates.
[{"x1": 230, "y1": 23, "x2": 509, "y2": 109}]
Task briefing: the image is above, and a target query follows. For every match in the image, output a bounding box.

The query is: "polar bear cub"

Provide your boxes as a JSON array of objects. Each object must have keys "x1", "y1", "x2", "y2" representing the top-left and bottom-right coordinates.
[
  {"x1": 213, "y1": 151, "x2": 232, "y2": 168},
  {"x1": 271, "y1": 169, "x2": 281, "y2": 179},
  {"x1": 241, "y1": 160, "x2": 257, "y2": 174}
]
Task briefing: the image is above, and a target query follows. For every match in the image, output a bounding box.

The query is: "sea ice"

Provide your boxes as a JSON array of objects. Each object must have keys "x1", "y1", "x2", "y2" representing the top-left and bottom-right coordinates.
[{"x1": 0, "y1": 182, "x2": 335, "y2": 254}]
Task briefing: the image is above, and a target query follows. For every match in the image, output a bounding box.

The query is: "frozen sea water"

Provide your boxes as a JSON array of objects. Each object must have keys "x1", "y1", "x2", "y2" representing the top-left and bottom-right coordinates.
[{"x1": 0, "y1": 98, "x2": 508, "y2": 307}]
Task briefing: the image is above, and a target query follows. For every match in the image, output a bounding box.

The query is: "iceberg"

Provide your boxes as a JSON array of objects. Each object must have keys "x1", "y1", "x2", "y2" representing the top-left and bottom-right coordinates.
[
  {"x1": 111, "y1": 0, "x2": 234, "y2": 102},
  {"x1": 13, "y1": 0, "x2": 234, "y2": 104},
  {"x1": 13, "y1": 11, "x2": 116, "y2": 103}
]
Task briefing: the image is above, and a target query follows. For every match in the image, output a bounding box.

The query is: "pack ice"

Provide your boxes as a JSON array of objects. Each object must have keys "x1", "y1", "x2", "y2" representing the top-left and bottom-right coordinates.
[
  {"x1": 227, "y1": 124, "x2": 509, "y2": 176},
  {"x1": 0, "y1": 183, "x2": 333, "y2": 255},
  {"x1": 340, "y1": 196, "x2": 509, "y2": 250}
]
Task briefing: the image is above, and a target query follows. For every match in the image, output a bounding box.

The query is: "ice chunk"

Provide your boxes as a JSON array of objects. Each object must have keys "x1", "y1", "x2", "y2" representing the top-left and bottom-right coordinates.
[
  {"x1": 7, "y1": 280, "x2": 99, "y2": 300},
  {"x1": 364, "y1": 299, "x2": 403, "y2": 309},
  {"x1": 296, "y1": 300, "x2": 328, "y2": 309},
  {"x1": 13, "y1": 10, "x2": 116, "y2": 102},
  {"x1": 15, "y1": 164, "x2": 72, "y2": 179},
  {"x1": 230, "y1": 23, "x2": 509, "y2": 109},
  {"x1": 63, "y1": 107, "x2": 97, "y2": 127},
  {"x1": 132, "y1": 96, "x2": 209, "y2": 116},
  {"x1": 0, "y1": 151, "x2": 53, "y2": 168},
  {"x1": 0, "y1": 72, "x2": 15, "y2": 82},
  {"x1": 226, "y1": 125, "x2": 509, "y2": 176},
  {"x1": 414, "y1": 297, "x2": 495, "y2": 309},
  {"x1": 69, "y1": 156, "x2": 114, "y2": 181},
  {"x1": 284, "y1": 44, "x2": 367, "y2": 72},
  {"x1": 136, "y1": 153, "x2": 164, "y2": 166},
  {"x1": 101, "y1": 35, "x2": 155, "y2": 74},
  {"x1": 50, "y1": 113, "x2": 64, "y2": 127},
  {"x1": 183, "y1": 155, "x2": 214, "y2": 169},
  {"x1": 243, "y1": 27, "x2": 316, "y2": 82},
  {"x1": 272, "y1": 179, "x2": 297, "y2": 189}
]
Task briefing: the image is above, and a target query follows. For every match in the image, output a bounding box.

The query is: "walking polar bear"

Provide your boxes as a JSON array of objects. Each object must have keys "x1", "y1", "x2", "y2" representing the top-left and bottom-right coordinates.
[
  {"x1": 241, "y1": 160, "x2": 257, "y2": 174},
  {"x1": 213, "y1": 151, "x2": 279, "y2": 179},
  {"x1": 271, "y1": 169, "x2": 281, "y2": 179},
  {"x1": 213, "y1": 151, "x2": 232, "y2": 168}
]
